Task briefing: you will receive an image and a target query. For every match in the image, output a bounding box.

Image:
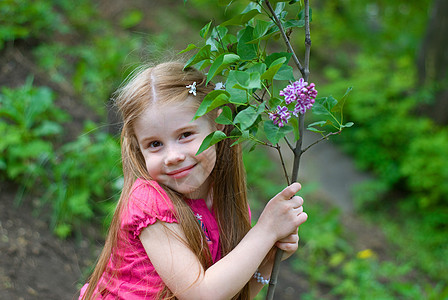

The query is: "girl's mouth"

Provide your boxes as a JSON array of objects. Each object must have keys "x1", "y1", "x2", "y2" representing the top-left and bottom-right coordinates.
[{"x1": 166, "y1": 164, "x2": 196, "y2": 179}]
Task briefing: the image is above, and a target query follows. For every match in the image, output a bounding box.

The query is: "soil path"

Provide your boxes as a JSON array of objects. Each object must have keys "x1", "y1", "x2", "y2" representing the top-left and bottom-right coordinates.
[{"x1": 298, "y1": 131, "x2": 373, "y2": 213}]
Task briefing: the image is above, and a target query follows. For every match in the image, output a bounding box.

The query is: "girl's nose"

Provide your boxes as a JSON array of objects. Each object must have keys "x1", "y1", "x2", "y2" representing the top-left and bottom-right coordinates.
[{"x1": 164, "y1": 147, "x2": 186, "y2": 165}]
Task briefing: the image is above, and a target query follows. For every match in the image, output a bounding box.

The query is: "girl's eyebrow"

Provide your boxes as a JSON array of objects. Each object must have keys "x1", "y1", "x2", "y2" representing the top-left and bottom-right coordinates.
[{"x1": 175, "y1": 123, "x2": 198, "y2": 133}]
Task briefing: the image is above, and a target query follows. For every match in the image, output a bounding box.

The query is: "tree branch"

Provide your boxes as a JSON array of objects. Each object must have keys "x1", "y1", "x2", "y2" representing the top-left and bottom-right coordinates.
[
  {"x1": 284, "y1": 136, "x2": 294, "y2": 152},
  {"x1": 266, "y1": 1, "x2": 311, "y2": 299},
  {"x1": 303, "y1": 0, "x2": 311, "y2": 81},
  {"x1": 276, "y1": 145, "x2": 290, "y2": 185},
  {"x1": 302, "y1": 130, "x2": 341, "y2": 154},
  {"x1": 264, "y1": 0, "x2": 305, "y2": 77}
]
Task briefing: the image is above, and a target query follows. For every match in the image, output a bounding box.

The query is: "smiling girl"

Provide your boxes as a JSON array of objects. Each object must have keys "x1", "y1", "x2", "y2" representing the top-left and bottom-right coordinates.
[{"x1": 79, "y1": 62, "x2": 308, "y2": 299}]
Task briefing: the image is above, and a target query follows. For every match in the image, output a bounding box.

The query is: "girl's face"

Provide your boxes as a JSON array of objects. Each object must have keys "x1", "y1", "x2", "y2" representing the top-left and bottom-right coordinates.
[{"x1": 134, "y1": 97, "x2": 218, "y2": 200}]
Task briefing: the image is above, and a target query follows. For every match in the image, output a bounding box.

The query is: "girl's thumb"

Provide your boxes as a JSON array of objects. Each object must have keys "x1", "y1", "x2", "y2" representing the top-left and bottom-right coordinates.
[{"x1": 277, "y1": 182, "x2": 301, "y2": 200}]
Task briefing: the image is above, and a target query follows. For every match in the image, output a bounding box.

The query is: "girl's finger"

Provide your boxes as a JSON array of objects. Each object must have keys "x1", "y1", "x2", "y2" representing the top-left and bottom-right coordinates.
[
  {"x1": 292, "y1": 206, "x2": 303, "y2": 215},
  {"x1": 297, "y1": 212, "x2": 308, "y2": 225},
  {"x1": 276, "y1": 240, "x2": 299, "y2": 252},
  {"x1": 275, "y1": 183, "x2": 301, "y2": 201},
  {"x1": 290, "y1": 196, "x2": 304, "y2": 208},
  {"x1": 278, "y1": 233, "x2": 299, "y2": 244}
]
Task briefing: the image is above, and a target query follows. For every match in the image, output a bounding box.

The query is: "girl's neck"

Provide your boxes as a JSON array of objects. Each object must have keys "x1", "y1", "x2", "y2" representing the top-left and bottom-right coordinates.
[{"x1": 205, "y1": 192, "x2": 214, "y2": 211}]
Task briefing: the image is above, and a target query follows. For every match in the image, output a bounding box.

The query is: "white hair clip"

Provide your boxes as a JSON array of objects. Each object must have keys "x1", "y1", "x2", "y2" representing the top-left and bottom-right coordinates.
[{"x1": 186, "y1": 82, "x2": 197, "y2": 96}]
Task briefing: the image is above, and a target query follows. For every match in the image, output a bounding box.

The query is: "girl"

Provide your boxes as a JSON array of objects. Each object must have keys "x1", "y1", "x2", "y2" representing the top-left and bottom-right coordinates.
[{"x1": 79, "y1": 62, "x2": 308, "y2": 299}]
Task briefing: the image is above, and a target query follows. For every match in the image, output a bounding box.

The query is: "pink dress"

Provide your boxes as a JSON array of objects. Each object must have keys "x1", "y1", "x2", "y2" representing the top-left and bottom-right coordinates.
[{"x1": 79, "y1": 179, "x2": 222, "y2": 299}]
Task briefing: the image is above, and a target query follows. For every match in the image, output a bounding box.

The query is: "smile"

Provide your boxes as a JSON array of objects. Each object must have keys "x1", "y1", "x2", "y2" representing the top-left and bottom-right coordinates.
[{"x1": 166, "y1": 164, "x2": 196, "y2": 179}]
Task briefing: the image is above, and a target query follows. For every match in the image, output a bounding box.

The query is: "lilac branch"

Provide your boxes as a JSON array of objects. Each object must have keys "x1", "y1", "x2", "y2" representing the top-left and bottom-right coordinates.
[
  {"x1": 265, "y1": 0, "x2": 312, "y2": 299},
  {"x1": 276, "y1": 145, "x2": 291, "y2": 186},
  {"x1": 284, "y1": 137, "x2": 294, "y2": 152},
  {"x1": 302, "y1": 130, "x2": 342, "y2": 154},
  {"x1": 264, "y1": 0, "x2": 305, "y2": 78}
]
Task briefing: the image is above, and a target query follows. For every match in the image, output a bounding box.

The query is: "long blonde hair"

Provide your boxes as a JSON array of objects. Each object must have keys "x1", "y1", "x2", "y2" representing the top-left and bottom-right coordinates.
[{"x1": 82, "y1": 62, "x2": 251, "y2": 299}]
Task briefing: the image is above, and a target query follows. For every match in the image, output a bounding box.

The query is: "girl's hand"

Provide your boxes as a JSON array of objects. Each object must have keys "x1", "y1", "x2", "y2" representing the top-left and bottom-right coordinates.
[
  {"x1": 276, "y1": 232, "x2": 300, "y2": 261},
  {"x1": 256, "y1": 182, "x2": 308, "y2": 243},
  {"x1": 261, "y1": 232, "x2": 300, "y2": 267}
]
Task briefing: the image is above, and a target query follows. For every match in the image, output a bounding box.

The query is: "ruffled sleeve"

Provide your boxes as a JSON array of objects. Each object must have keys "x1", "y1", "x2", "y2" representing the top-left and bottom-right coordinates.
[{"x1": 121, "y1": 179, "x2": 178, "y2": 239}]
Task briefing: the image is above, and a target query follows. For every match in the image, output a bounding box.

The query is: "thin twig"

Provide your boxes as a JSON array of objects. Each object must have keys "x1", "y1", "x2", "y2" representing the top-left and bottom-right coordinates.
[
  {"x1": 303, "y1": 0, "x2": 311, "y2": 81},
  {"x1": 252, "y1": 92, "x2": 264, "y2": 103},
  {"x1": 276, "y1": 145, "x2": 290, "y2": 185},
  {"x1": 284, "y1": 136, "x2": 294, "y2": 152},
  {"x1": 302, "y1": 131, "x2": 342, "y2": 154},
  {"x1": 264, "y1": 0, "x2": 305, "y2": 77}
]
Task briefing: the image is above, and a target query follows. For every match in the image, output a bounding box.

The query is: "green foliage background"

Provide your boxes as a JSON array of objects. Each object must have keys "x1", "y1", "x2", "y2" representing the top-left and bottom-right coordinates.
[{"x1": 1, "y1": 0, "x2": 447, "y2": 298}]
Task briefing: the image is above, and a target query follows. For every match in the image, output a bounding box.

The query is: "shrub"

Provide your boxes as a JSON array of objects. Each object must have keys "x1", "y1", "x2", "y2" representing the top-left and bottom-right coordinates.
[
  {"x1": 0, "y1": 0, "x2": 68, "y2": 49},
  {"x1": 44, "y1": 122, "x2": 122, "y2": 238},
  {"x1": 0, "y1": 78, "x2": 68, "y2": 186}
]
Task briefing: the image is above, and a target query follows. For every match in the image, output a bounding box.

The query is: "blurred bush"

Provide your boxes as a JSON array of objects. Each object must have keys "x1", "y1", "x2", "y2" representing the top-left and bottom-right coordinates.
[
  {"x1": 0, "y1": 81, "x2": 121, "y2": 238},
  {"x1": 0, "y1": 78, "x2": 68, "y2": 186}
]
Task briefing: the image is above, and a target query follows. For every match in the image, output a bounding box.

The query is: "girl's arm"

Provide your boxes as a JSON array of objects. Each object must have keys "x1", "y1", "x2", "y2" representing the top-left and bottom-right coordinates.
[{"x1": 139, "y1": 183, "x2": 307, "y2": 300}]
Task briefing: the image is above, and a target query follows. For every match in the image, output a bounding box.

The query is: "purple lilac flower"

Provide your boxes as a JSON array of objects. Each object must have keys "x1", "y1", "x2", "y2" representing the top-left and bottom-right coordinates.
[
  {"x1": 279, "y1": 86, "x2": 297, "y2": 104},
  {"x1": 271, "y1": 79, "x2": 318, "y2": 127},
  {"x1": 292, "y1": 82, "x2": 317, "y2": 116},
  {"x1": 269, "y1": 105, "x2": 291, "y2": 127}
]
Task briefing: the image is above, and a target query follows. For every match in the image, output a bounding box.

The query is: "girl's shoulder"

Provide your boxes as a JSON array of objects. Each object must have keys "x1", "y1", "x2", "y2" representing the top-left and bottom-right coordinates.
[{"x1": 123, "y1": 179, "x2": 177, "y2": 238}]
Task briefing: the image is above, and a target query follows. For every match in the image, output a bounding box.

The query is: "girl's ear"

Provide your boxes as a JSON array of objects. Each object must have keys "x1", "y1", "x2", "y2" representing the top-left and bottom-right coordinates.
[{"x1": 215, "y1": 108, "x2": 225, "y2": 131}]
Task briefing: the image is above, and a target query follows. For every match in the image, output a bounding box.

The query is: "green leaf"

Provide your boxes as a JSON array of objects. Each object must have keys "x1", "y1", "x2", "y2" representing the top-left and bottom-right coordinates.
[
  {"x1": 222, "y1": 9, "x2": 261, "y2": 26},
  {"x1": 206, "y1": 53, "x2": 240, "y2": 84},
  {"x1": 215, "y1": 106, "x2": 234, "y2": 125},
  {"x1": 184, "y1": 44, "x2": 211, "y2": 69},
  {"x1": 307, "y1": 120, "x2": 331, "y2": 133},
  {"x1": 178, "y1": 43, "x2": 198, "y2": 54},
  {"x1": 120, "y1": 10, "x2": 143, "y2": 29},
  {"x1": 264, "y1": 121, "x2": 293, "y2": 145},
  {"x1": 261, "y1": 57, "x2": 286, "y2": 81},
  {"x1": 194, "y1": 90, "x2": 230, "y2": 119},
  {"x1": 342, "y1": 122, "x2": 354, "y2": 128},
  {"x1": 282, "y1": 19, "x2": 305, "y2": 29},
  {"x1": 34, "y1": 121, "x2": 63, "y2": 137},
  {"x1": 54, "y1": 224, "x2": 72, "y2": 239},
  {"x1": 265, "y1": 52, "x2": 292, "y2": 67},
  {"x1": 331, "y1": 87, "x2": 352, "y2": 122},
  {"x1": 196, "y1": 131, "x2": 227, "y2": 155},
  {"x1": 207, "y1": 26, "x2": 229, "y2": 52},
  {"x1": 253, "y1": 20, "x2": 272, "y2": 40},
  {"x1": 234, "y1": 105, "x2": 264, "y2": 131},
  {"x1": 237, "y1": 26, "x2": 257, "y2": 60},
  {"x1": 274, "y1": 64, "x2": 294, "y2": 81},
  {"x1": 307, "y1": 127, "x2": 325, "y2": 133},
  {"x1": 233, "y1": 71, "x2": 261, "y2": 90},
  {"x1": 269, "y1": 97, "x2": 282, "y2": 109},
  {"x1": 200, "y1": 21, "x2": 213, "y2": 39},
  {"x1": 312, "y1": 96, "x2": 338, "y2": 117},
  {"x1": 247, "y1": 62, "x2": 267, "y2": 75},
  {"x1": 230, "y1": 130, "x2": 251, "y2": 147},
  {"x1": 289, "y1": 117, "x2": 300, "y2": 141},
  {"x1": 226, "y1": 71, "x2": 248, "y2": 104},
  {"x1": 68, "y1": 189, "x2": 93, "y2": 218},
  {"x1": 274, "y1": 2, "x2": 286, "y2": 15}
]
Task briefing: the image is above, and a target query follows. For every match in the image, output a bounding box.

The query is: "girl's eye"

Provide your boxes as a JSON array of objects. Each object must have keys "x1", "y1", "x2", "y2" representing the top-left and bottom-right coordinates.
[
  {"x1": 149, "y1": 141, "x2": 162, "y2": 148},
  {"x1": 180, "y1": 132, "x2": 193, "y2": 139}
]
